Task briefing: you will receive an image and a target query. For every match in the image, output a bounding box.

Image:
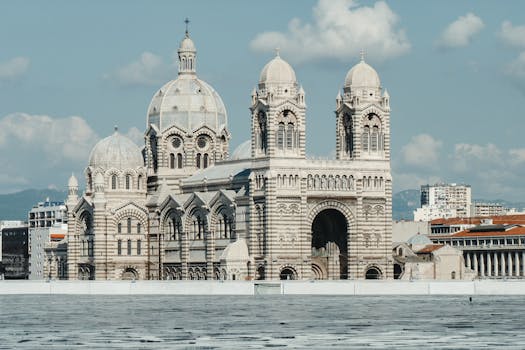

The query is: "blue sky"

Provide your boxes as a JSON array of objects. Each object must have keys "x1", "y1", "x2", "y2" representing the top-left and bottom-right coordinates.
[{"x1": 1, "y1": 0, "x2": 525, "y2": 201}]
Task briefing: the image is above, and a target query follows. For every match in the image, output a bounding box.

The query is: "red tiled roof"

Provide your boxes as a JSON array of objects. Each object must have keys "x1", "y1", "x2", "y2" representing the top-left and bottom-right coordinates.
[
  {"x1": 451, "y1": 226, "x2": 525, "y2": 238},
  {"x1": 431, "y1": 214, "x2": 525, "y2": 226},
  {"x1": 50, "y1": 233, "x2": 65, "y2": 240},
  {"x1": 416, "y1": 244, "x2": 443, "y2": 253}
]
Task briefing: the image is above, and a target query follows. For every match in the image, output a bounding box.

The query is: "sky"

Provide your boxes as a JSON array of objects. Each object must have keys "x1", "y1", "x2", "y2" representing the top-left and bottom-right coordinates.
[{"x1": 1, "y1": 0, "x2": 525, "y2": 201}]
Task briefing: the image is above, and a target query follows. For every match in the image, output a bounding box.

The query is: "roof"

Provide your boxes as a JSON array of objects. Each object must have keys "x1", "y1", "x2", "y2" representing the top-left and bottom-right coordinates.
[
  {"x1": 344, "y1": 59, "x2": 380, "y2": 88},
  {"x1": 451, "y1": 226, "x2": 525, "y2": 238},
  {"x1": 431, "y1": 214, "x2": 525, "y2": 226},
  {"x1": 406, "y1": 234, "x2": 432, "y2": 245},
  {"x1": 259, "y1": 54, "x2": 297, "y2": 86},
  {"x1": 182, "y1": 160, "x2": 251, "y2": 184},
  {"x1": 88, "y1": 130, "x2": 144, "y2": 170},
  {"x1": 416, "y1": 244, "x2": 444, "y2": 254}
]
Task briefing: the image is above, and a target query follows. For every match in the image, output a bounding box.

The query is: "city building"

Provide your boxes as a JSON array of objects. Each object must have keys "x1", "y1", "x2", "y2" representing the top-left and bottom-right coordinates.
[
  {"x1": 472, "y1": 202, "x2": 506, "y2": 217},
  {"x1": 429, "y1": 215, "x2": 525, "y2": 278},
  {"x1": 59, "y1": 30, "x2": 393, "y2": 281},
  {"x1": 28, "y1": 199, "x2": 67, "y2": 229},
  {"x1": 392, "y1": 234, "x2": 475, "y2": 280},
  {"x1": 29, "y1": 223, "x2": 68, "y2": 280},
  {"x1": 413, "y1": 183, "x2": 472, "y2": 221},
  {"x1": 1, "y1": 226, "x2": 29, "y2": 279}
]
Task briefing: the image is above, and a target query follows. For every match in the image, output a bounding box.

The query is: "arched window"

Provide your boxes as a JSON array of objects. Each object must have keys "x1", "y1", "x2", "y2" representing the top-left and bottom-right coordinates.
[
  {"x1": 343, "y1": 114, "x2": 353, "y2": 155},
  {"x1": 127, "y1": 218, "x2": 132, "y2": 234},
  {"x1": 137, "y1": 223, "x2": 141, "y2": 234},
  {"x1": 277, "y1": 123, "x2": 285, "y2": 149},
  {"x1": 125, "y1": 175, "x2": 131, "y2": 190},
  {"x1": 137, "y1": 240, "x2": 142, "y2": 255},
  {"x1": 203, "y1": 153, "x2": 209, "y2": 168},
  {"x1": 117, "y1": 240, "x2": 122, "y2": 255},
  {"x1": 371, "y1": 126, "x2": 379, "y2": 151},
  {"x1": 362, "y1": 126, "x2": 370, "y2": 152},
  {"x1": 177, "y1": 153, "x2": 183, "y2": 168},
  {"x1": 137, "y1": 175, "x2": 142, "y2": 190},
  {"x1": 117, "y1": 223, "x2": 122, "y2": 234},
  {"x1": 170, "y1": 153, "x2": 175, "y2": 169},
  {"x1": 196, "y1": 153, "x2": 201, "y2": 168},
  {"x1": 286, "y1": 123, "x2": 294, "y2": 149},
  {"x1": 127, "y1": 239, "x2": 132, "y2": 255},
  {"x1": 111, "y1": 175, "x2": 117, "y2": 190}
]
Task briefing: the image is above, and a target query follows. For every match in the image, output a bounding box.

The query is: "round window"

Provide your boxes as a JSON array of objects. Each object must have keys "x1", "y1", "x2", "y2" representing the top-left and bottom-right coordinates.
[
  {"x1": 172, "y1": 137, "x2": 182, "y2": 149},
  {"x1": 197, "y1": 136, "x2": 207, "y2": 149}
]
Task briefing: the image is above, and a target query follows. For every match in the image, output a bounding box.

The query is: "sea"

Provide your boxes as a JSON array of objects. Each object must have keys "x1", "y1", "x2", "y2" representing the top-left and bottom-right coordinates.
[{"x1": 0, "y1": 295, "x2": 524, "y2": 349}]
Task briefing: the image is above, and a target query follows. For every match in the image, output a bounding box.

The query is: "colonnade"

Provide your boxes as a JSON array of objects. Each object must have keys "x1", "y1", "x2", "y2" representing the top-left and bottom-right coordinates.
[{"x1": 465, "y1": 251, "x2": 525, "y2": 278}]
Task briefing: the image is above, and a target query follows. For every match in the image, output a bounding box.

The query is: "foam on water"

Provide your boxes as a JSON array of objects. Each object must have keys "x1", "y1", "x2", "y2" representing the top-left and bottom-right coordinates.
[{"x1": 0, "y1": 295, "x2": 524, "y2": 349}]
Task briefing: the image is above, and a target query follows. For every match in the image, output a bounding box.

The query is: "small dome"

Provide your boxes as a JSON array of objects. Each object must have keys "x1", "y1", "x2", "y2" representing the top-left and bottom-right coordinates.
[
  {"x1": 259, "y1": 54, "x2": 297, "y2": 86},
  {"x1": 231, "y1": 140, "x2": 251, "y2": 160},
  {"x1": 407, "y1": 234, "x2": 432, "y2": 246},
  {"x1": 89, "y1": 130, "x2": 144, "y2": 170},
  {"x1": 344, "y1": 60, "x2": 380, "y2": 88},
  {"x1": 220, "y1": 238, "x2": 249, "y2": 261},
  {"x1": 68, "y1": 173, "x2": 78, "y2": 187},
  {"x1": 179, "y1": 36, "x2": 196, "y2": 52}
]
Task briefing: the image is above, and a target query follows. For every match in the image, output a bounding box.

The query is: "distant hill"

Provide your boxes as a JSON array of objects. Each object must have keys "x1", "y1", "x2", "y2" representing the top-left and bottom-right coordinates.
[
  {"x1": 0, "y1": 189, "x2": 67, "y2": 221},
  {"x1": 392, "y1": 189, "x2": 420, "y2": 221}
]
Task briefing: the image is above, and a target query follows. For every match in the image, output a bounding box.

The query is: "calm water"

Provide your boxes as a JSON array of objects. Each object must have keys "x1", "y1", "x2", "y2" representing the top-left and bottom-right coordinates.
[{"x1": 0, "y1": 295, "x2": 524, "y2": 349}]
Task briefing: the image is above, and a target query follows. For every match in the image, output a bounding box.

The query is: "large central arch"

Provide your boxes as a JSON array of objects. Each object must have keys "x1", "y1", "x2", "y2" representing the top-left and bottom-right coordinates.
[{"x1": 311, "y1": 208, "x2": 348, "y2": 279}]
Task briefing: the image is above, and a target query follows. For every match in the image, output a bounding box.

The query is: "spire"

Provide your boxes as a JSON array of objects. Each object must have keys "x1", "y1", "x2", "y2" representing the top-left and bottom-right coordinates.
[
  {"x1": 184, "y1": 17, "x2": 190, "y2": 37},
  {"x1": 275, "y1": 47, "x2": 280, "y2": 57},
  {"x1": 178, "y1": 19, "x2": 197, "y2": 75},
  {"x1": 360, "y1": 48, "x2": 365, "y2": 62}
]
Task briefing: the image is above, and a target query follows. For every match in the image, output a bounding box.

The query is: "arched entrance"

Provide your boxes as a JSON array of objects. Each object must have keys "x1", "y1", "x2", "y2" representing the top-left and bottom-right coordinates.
[
  {"x1": 393, "y1": 264, "x2": 403, "y2": 279},
  {"x1": 365, "y1": 266, "x2": 382, "y2": 280},
  {"x1": 279, "y1": 267, "x2": 296, "y2": 280},
  {"x1": 311, "y1": 209, "x2": 348, "y2": 279},
  {"x1": 122, "y1": 267, "x2": 138, "y2": 280},
  {"x1": 256, "y1": 265, "x2": 265, "y2": 280}
]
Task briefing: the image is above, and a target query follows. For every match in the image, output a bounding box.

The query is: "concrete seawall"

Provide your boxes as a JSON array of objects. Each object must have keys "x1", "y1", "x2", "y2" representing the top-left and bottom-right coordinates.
[{"x1": 1, "y1": 280, "x2": 525, "y2": 295}]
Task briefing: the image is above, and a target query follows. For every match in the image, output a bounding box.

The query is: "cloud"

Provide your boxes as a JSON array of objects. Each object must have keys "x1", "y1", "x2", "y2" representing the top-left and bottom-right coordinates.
[
  {"x1": 401, "y1": 134, "x2": 442, "y2": 168},
  {"x1": 500, "y1": 21, "x2": 525, "y2": 49},
  {"x1": 107, "y1": 52, "x2": 175, "y2": 86},
  {"x1": 452, "y1": 143, "x2": 502, "y2": 173},
  {"x1": 126, "y1": 126, "x2": 144, "y2": 146},
  {"x1": 436, "y1": 13, "x2": 484, "y2": 49},
  {"x1": 250, "y1": 0, "x2": 410, "y2": 64},
  {"x1": 0, "y1": 57, "x2": 30, "y2": 80},
  {"x1": 0, "y1": 113, "x2": 100, "y2": 192},
  {"x1": 509, "y1": 148, "x2": 525, "y2": 164},
  {"x1": 505, "y1": 51, "x2": 525, "y2": 81}
]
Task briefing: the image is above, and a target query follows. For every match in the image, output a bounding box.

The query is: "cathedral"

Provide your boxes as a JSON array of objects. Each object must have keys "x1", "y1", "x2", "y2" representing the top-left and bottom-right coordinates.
[{"x1": 62, "y1": 29, "x2": 393, "y2": 281}]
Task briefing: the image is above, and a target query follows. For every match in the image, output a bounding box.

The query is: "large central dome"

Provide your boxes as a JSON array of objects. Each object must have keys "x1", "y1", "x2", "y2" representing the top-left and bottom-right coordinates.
[{"x1": 146, "y1": 33, "x2": 228, "y2": 134}]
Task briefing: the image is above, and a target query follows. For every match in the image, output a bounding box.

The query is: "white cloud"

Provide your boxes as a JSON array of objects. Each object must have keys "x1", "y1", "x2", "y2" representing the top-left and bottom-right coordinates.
[
  {"x1": 505, "y1": 51, "x2": 525, "y2": 81},
  {"x1": 0, "y1": 57, "x2": 30, "y2": 80},
  {"x1": 0, "y1": 113, "x2": 100, "y2": 192},
  {"x1": 509, "y1": 148, "x2": 525, "y2": 164},
  {"x1": 126, "y1": 126, "x2": 144, "y2": 146},
  {"x1": 401, "y1": 134, "x2": 442, "y2": 167},
  {"x1": 0, "y1": 113, "x2": 99, "y2": 163},
  {"x1": 452, "y1": 143, "x2": 502, "y2": 173},
  {"x1": 108, "y1": 52, "x2": 174, "y2": 86},
  {"x1": 500, "y1": 21, "x2": 525, "y2": 49},
  {"x1": 250, "y1": 0, "x2": 410, "y2": 63},
  {"x1": 436, "y1": 13, "x2": 484, "y2": 49}
]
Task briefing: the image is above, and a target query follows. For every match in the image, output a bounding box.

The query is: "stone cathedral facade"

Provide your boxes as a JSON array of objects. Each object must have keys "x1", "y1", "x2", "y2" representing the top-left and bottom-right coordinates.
[{"x1": 63, "y1": 30, "x2": 393, "y2": 281}]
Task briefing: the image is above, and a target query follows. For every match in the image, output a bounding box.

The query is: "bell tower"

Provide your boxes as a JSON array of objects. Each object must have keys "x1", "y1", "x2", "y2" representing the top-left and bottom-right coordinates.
[
  {"x1": 335, "y1": 55, "x2": 390, "y2": 161},
  {"x1": 250, "y1": 52, "x2": 306, "y2": 159}
]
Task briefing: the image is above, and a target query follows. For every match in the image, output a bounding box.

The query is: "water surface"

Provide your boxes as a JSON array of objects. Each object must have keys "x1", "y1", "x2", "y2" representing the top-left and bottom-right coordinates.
[{"x1": 0, "y1": 295, "x2": 523, "y2": 349}]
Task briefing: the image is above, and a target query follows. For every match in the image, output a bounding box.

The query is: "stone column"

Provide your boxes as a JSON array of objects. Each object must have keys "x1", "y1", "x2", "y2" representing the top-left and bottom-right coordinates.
[
  {"x1": 508, "y1": 252, "x2": 513, "y2": 277},
  {"x1": 522, "y1": 251, "x2": 525, "y2": 277},
  {"x1": 494, "y1": 253, "x2": 499, "y2": 277},
  {"x1": 480, "y1": 253, "x2": 485, "y2": 277},
  {"x1": 514, "y1": 252, "x2": 521, "y2": 276},
  {"x1": 473, "y1": 253, "x2": 478, "y2": 275},
  {"x1": 501, "y1": 252, "x2": 506, "y2": 277},
  {"x1": 487, "y1": 253, "x2": 492, "y2": 277},
  {"x1": 466, "y1": 253, "x2": 471, "y2": 269}
]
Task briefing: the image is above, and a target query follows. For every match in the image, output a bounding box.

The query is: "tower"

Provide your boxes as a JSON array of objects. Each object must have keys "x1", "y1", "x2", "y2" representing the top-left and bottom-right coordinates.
[
  {"x1": 335, "y1": 55, "x2": 390, "y2": 161},
  {"x1": 145, "y1": 28, "x2": 230, "y2": 193},
  {"x1": 250, "y1": 52, "x2": 306, "y2": 159}
]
